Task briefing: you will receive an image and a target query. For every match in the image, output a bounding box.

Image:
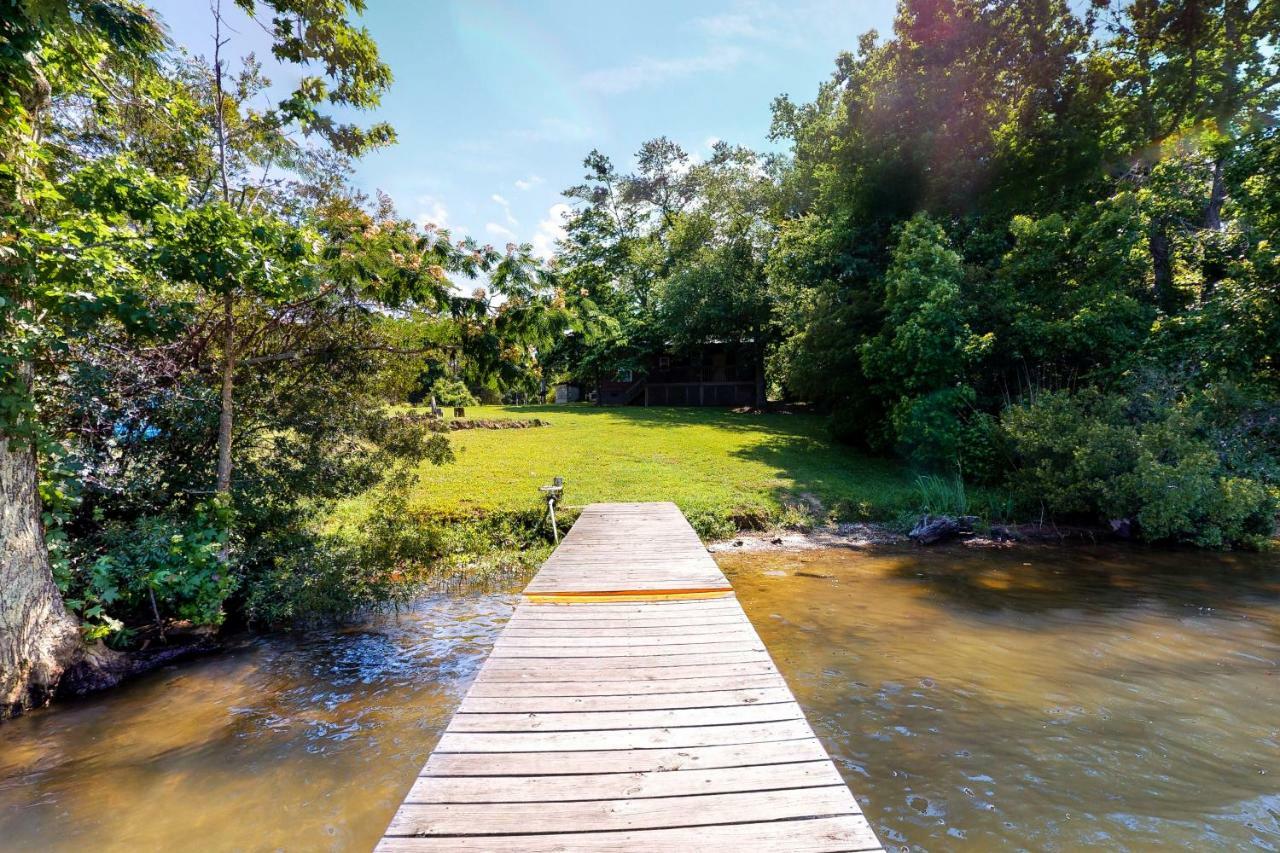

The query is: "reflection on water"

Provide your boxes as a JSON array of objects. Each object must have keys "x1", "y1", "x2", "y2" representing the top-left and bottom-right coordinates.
[
  {"x1": 1, "y1": 547, "x2": 1278, "y2": 852},
  {"x1": 720, "y1": 545, "x2": 1280, "y2": 852},
  {"x1": 0, "y1": 593, "x2": 518, "y2": 852}
]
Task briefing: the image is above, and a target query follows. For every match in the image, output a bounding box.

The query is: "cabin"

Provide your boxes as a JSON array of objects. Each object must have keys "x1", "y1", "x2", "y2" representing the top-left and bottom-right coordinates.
[{"x1": 597, "y1": 343, "x2": 764, "y2": 407}]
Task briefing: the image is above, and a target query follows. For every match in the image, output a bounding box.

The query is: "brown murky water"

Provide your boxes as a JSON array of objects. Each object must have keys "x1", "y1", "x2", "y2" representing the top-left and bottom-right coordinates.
[
  {"x1": 1, "y1": 546, "x2": 1277, "y2": 851},
  {"x1": 0, "y1": 594, "x2": 519, "y2": 851},
  {"x1": 720, "y1": 546, "x2": 1280, "y2": 851}
]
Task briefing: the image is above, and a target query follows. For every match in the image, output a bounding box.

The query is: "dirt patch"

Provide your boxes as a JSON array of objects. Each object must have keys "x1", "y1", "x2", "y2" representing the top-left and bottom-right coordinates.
[
  {"x1": 708, "y1": 522, "x2": 906, "y2": 552},
  {"x1": 708, "y1": 518, "x2": 1118, "y2": 553}
]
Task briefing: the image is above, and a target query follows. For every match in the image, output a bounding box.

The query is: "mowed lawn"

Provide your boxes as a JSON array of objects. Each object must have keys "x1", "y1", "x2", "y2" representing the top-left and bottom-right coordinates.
[{"x1": 406, "y1": 404, "x2": 918, "y2": 520}]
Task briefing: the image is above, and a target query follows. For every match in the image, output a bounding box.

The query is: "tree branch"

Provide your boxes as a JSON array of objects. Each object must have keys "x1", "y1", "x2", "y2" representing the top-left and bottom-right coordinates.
[{"x1": 240, "y1": 343, "x2": 449, "y2": 366}]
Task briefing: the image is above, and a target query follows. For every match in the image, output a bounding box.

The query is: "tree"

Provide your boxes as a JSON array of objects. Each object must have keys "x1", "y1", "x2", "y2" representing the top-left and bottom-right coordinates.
[
  {"x1": 860, "y1": 214, "x2": 988, "y2": 464},
  {"x1": 759, "y1": 0, "x2": 1278, "y2": 538},
  {"x1": 200, "y1": 0, "x2": 394, "y2": 508},
  {"x1": 556, "y1": 139, "x2": 781, "y2": 401},
  {"x1": 1, "y1": 0, "x2": 471, "y2": 714},
  {"x1": 1, "y1": 0, "x2": 167, "y2": 716},
  {"x1": 657, "y1": 144, "x2": 779, "y2": 404},
  {"x1": 557, "y1": 149, "x2": 658, "y2": 390},
  {"x1": 1095, "y1": 0, "x2": 1280, "y2": 308}
]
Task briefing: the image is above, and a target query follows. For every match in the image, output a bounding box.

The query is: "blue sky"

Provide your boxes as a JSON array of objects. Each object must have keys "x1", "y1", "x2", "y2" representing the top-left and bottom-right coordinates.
[{"x1": 149, "y1": 1, "x2": 895, "y2": 257}]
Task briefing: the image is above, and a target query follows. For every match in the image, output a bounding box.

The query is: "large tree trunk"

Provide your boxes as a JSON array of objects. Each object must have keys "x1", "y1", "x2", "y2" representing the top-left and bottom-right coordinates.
[
  {"x1": 0, "y1": 409, "x2": 80, "y2": 718},
  {"x1": 0, "y1": 59, "x2": 82, "y2": 717},
  {"x1": 754, "y1": 341, "x2": 767, "y2": 409},
  {"x1": 215, "y1": 291, "x2": 235, "y2": 494},
  {"x1": 1148, "y1": 217, "x2": 1176, "y2": 313},
  {"x1": 1203, "y1": 156, "x2": 1226, "y2": 233},
  {"x1": 1, "y1": 367, "x2": 128, "y2": 719}
]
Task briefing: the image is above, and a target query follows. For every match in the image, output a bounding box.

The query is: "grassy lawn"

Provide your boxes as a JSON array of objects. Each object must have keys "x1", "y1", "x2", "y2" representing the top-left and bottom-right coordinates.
[{"x1": 400, "y1": 404, "x2": 921, "y2": 528}]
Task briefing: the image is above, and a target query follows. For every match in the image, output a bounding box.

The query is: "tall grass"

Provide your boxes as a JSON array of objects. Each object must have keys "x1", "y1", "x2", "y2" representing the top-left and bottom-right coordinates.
[{"x1": 914, "y1": 472, "x2": 969, "y2": 516}]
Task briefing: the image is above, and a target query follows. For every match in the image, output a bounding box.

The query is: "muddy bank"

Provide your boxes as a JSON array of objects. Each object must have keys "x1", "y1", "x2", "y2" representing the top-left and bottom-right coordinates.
[
  {"x1": 709, "y1": 522, "x2": 905, "y2": 552},
  {"x1": 57, "y1": 632, "x2": 223, "y2": 701},
  {"x1": 708, "y1": 519, "x2": 1119, "y2": 553}
]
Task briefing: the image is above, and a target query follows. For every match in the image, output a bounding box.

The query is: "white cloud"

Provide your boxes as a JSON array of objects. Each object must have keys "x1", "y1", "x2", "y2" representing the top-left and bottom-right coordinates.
[
  {"x1": 580, "y1": 44, "x2": 745, "y2": 94},
  {"x1": 485, "y1": 221, "x2": 517, "y2": 240},
  {"x1": 491, "y1": 193, "x2": 518, "y2": 226},
  {"x1": 413, "y1": 195, "x2": 449, "y2": 230},
  {"x1": 693, "y1": 3, "x2": 811, "y2": 49},
  {"x1": 531, "y1": 202, "x2": 571, "y2": 260},
  {"x1": 514, "y1": 174, "x2": 544, "y2": 191},
  {"x1": 578, "y1": 1, "x2": 846, "y2": 97}
]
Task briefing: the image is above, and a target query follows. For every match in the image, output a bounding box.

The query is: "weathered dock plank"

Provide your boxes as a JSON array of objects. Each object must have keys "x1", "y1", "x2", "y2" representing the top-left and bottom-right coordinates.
[
  {"x1": 418, "y1": 738, "x2": 837, "y2": 776},
  {"x1": 386, "y1": 786, "x2": 862, "y2": 835},
  {"x1": 377, "y1": 501, "x2": 883, "y2": 852},
  {"x1": 378, "y1": 816, "x2": 880, "y2": 852},
  {"x1": 404, "y1": 760, "x2": 842, "y2": 802}
]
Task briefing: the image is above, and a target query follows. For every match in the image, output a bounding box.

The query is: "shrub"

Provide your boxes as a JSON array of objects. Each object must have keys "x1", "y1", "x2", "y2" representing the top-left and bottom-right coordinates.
[
  {"x1": 71, "y1": 501, "x2": 236, "y2": 634},
  {"x1": 1002, "y1": 389, "x2": 1277, "y2": 547},
  {"x1": 244, "y1": 492, "x2": 570, "y2": 626},
  {"x1": 472, "y1": 381, "x2": 503, "y2": 404},
  {"x1": 684, "y1": 507, "x2": 738, "y2": 540},
  {"x1": 890, "y1": 385, "x2": 977, "y2": 469},
  {"x1": 957, "y1": 411, "x2": 1008, "y2": 485},
  {"x1": 1001, "y1": 390, "x2": 1135, "y2": 515},
  {"x1": 429, "y1": 376, "x2": 478, "y2": 407}
]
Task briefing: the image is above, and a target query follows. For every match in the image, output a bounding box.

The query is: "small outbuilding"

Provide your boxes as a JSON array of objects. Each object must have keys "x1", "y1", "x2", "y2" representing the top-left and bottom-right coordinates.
[
  {"x1": 596, "y1": 343, "x2": 764, "y2": 408},
  {"x1": 553, "y1": 383, "x2": 581, "y2": 404}
]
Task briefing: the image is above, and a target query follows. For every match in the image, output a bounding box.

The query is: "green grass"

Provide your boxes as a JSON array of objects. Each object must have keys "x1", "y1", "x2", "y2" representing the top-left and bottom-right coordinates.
[
  {"x1": 913, "y1": 472, "x2": 969, "y2": 517},
  {"x1": 393, "y1": 404, "x2": 920, "y2": 530}
]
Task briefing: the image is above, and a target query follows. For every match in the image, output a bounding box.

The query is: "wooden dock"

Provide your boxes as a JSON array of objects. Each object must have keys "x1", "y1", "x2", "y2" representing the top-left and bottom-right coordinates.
[{"x1": 378, "y1": 502, "x2": 883, "y2": 852}]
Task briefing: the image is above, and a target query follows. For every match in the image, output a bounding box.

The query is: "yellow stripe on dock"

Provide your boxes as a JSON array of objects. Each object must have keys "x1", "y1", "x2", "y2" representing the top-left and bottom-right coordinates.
[{"x1": 377, "y1": 501, "x2": 884, "y2": 852}]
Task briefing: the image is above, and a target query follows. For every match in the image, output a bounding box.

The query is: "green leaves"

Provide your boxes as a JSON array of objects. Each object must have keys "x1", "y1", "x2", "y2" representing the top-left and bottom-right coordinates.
[
  {"x1": 157, "y1": 201, "x2": 317, "y2": 300},
  {"x1": 82, "y1": 504, "x2": 236, "y2": 630},
  {"x1": 1003, "y1": 388, "x2": 1277, "y2": 547},
  {"x1": 234, "y1": 0, "x2": 395, "y2": 156},
  {"x1": 861, "y1": 214, "x2": 977, "y2": 404},
  {"x1": 1, "y1": 156, "x2": 184, "y2": 441}
]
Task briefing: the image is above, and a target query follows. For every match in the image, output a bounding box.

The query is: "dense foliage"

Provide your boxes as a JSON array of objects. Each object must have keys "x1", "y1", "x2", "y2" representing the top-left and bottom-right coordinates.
[
  {"x1": 4, "y1": 0, "x2": 1277, "y2": 682},
  {"x1": 551, "y1": 0, "x2": 1279, "y2": 546},
  {"x1": 2, "y1": 0, "x2": 568, "y2": 652}
]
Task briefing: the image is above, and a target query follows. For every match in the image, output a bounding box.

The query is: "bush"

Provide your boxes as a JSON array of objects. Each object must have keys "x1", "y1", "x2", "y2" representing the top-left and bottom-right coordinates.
[
  {"x1": 1001, "y1": 390, "x2": 1134, "y2": 515},
  {"x1": 244, "y1": 491, "x2": 570, "y2": 626},
  {"x1": 1123, "y1": 411, "x2": 1276, "y2": 547},
  {"x1": 68, "y1": 501, "x2": 235, "y2": 636},
  {"x1": 429, "y1": 376, "x2": 478, "y2": 407},
  {"x1": 473, "y1": 382, "x2": 503, "y2": 404},
  {"x1": 1003, "y1": 389, "x2": 1277, "y2": 547},
  {"x1": 890, "y1": 385, "x2": 977, "y2": 469},
  {"x1": 684, "y1": 507, "x2": 738, "y2": 540}
]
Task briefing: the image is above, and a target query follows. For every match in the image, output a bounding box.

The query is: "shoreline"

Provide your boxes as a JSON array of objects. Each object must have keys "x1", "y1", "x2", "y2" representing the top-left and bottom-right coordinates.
[
  {"x1": 15, "y1": 518, "x2": 1271, "y2": 721},
  {"x1": 707, "y1": 519, "x2": 1122, "y2": 553},
  {"x1": 708, "y1": 522, "x2": 907, "y2": 552}
]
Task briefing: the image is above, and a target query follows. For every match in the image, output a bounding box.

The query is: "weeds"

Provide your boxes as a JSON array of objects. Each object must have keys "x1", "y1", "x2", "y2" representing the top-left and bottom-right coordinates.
[{"x1": 914, "y1": 472, "x2": 969, "y2": 516}]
